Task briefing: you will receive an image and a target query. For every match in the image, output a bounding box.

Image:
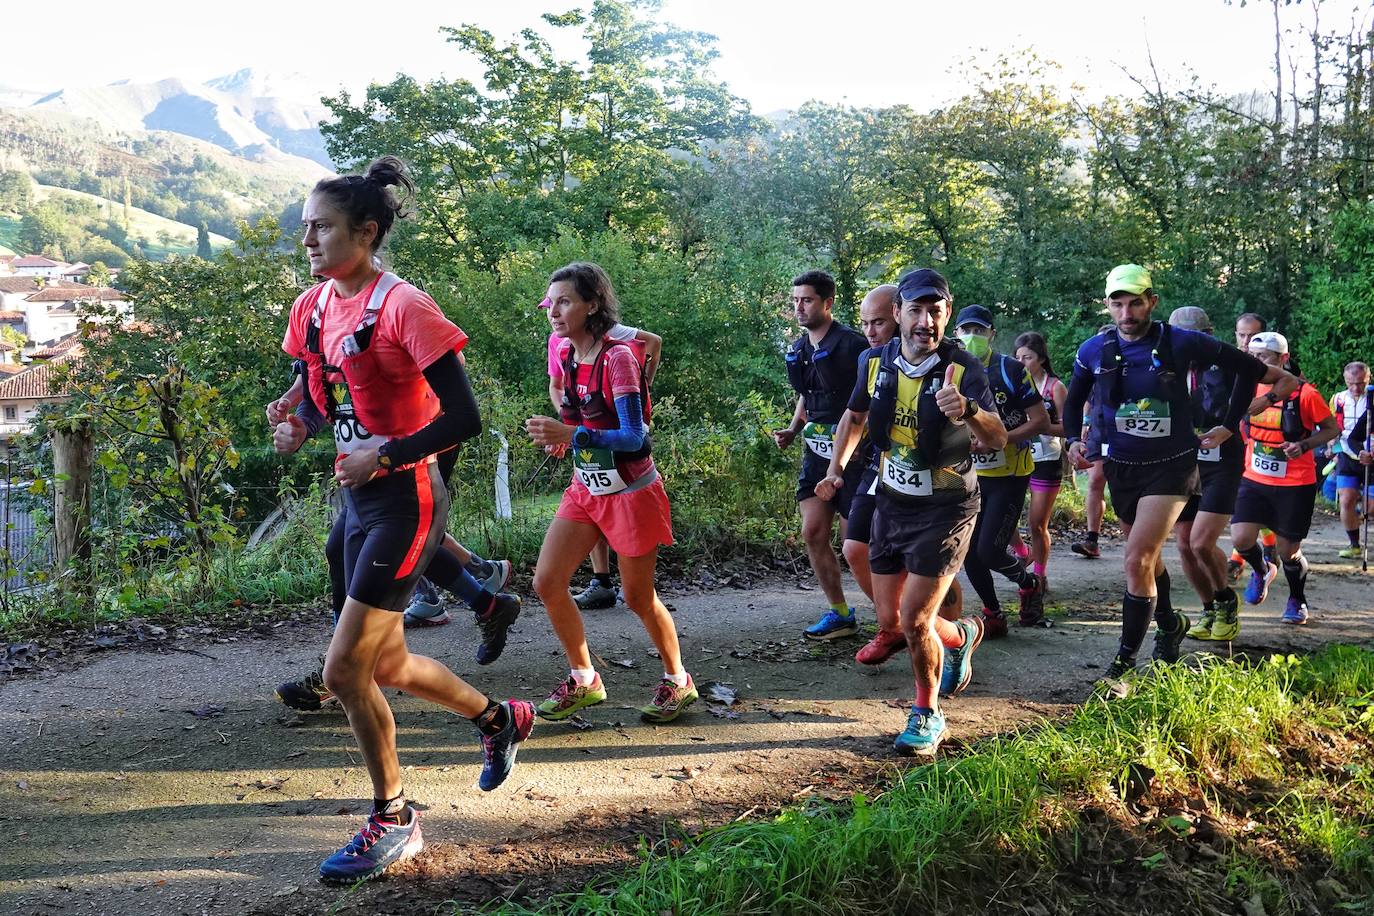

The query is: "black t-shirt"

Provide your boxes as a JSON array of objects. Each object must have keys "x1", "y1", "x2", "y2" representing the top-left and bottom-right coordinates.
[{"x1": 789, "y1": 321, "x2": 868, "y2": 424}]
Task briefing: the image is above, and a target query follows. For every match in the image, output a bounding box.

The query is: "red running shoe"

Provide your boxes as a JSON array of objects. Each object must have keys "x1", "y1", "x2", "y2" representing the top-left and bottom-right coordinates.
[{"x1": 855, "y1": 629, "x2": 907, "y2": 665}]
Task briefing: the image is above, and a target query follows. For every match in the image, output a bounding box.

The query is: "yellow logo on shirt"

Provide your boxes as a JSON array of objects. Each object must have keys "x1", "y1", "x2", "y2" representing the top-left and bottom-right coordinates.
[{"x1": 578, "y1": 449, "x2": 593, "y2": 463}]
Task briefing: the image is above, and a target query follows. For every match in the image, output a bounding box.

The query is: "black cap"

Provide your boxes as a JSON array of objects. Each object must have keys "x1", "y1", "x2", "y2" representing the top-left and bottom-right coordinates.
[
  {"x1": 954, "y1": 304, "x2": 994, "y2": 329},
  {"x1": 896, "y1": 267, "x2": 951, "y2": 303}
]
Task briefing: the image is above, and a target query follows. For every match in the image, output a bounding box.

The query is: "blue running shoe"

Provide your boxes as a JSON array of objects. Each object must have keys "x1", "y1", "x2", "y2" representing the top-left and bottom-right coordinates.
[
  {"x1": 1281, "y1": 598, "x2": 1309, "y2": 625},
  {"x1": 939, "y1": 617, "x2": 984, "y2": 697},
  {"x1": 403, "y1": 578, "x2": 449, "y2": 629},
  {"x1": 1243, "y1": 562, "x2": 1278, "y2": 605},
  {"x1": 319, "y1": 809, "x2": 423, "y2": 884},
  {"x1": 894, "y1": 706, "x2": 947, "y2": 758},
  {"x1": 479, "y1": 700, "x2": 535, "y2": 791},
  {"x1": 479, "y1": 559, "x2": 513, "y2": 595},
  {"x1": 804, "y1": 608, "x2": 858, "y2": 641}
]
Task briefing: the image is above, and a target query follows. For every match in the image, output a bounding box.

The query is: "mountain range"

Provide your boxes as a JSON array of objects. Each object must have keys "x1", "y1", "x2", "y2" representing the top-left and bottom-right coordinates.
[{"x1": 4, "y1": 69, "x2": 335, "y2": 169}]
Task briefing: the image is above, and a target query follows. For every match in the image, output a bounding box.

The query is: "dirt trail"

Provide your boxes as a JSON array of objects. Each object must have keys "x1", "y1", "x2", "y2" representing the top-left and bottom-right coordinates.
[{"x1": 1, "y1": 516, "x2": 1371, "y2": 916}]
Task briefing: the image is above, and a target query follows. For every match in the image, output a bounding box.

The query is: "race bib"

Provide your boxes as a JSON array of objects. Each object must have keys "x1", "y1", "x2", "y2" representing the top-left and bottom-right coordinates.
[
  {"x1": 802, "y1": 421, "x2": 836, "y2": 459},
  {"x1": 1031, "y1": 436, "x2": 1062, "y2": 463},
  {"x1": 1115, "y1": 398, "x2": 1172, "y2": 438},
  {"x1": 971, "y1": 448, "x2": 1007, "y2": 471},
  {"x1": 574, "y1": 445, "x2": 628, "y2": 495},
  {"x1": 880, "y1": 445, "x2": 933, "y2": 497},
  {"x1": 1250, "y1": 443, "x2": 1287, "y2": 479},
  {"x1": 331, "y1": 383, "x2": 388, "y2": 456}
]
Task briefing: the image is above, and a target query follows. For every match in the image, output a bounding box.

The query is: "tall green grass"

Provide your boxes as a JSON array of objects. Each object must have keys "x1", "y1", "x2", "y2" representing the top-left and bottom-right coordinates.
[{"x1": 502, "y1": 650, "x2": 1374, "y2": 915}]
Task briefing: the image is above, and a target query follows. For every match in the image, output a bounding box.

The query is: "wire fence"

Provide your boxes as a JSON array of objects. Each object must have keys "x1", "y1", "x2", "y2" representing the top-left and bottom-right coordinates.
[{"x1": 0, "y1": 455, "x2": 54, "y2": 593}]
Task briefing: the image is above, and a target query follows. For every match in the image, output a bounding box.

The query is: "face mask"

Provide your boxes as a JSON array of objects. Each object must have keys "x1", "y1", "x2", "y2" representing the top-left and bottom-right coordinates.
[{"x1": 958, "y1": 332, "x2": 991, "y2": 360}]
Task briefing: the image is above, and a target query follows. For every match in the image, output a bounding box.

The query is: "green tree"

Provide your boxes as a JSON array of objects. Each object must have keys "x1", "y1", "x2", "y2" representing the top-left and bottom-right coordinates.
[
  {"x1": 0, "y1": 170, "x2": 33, "y2": 213},
  {"x1": 196, "y1": 221, "x2": 213, "y2": 259}
]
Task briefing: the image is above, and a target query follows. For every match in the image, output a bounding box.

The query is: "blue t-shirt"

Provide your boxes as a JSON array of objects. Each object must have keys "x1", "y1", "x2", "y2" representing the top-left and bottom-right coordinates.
[{"x1": 1072, "y1": 325, "x2": 1234, "y2": 464}]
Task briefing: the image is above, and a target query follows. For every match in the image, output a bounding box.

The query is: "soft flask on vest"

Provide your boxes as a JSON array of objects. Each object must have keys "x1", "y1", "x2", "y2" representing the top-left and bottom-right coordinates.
[
  {"x1": 786, "y1": 337, "x2": 839, "y2": 418},
  {"x1": 1095, "y1": 321, "x2": 1184, "y2": 409},
  {"x1": 559, "y1": 341, "x2": 652, "y2": 463}
]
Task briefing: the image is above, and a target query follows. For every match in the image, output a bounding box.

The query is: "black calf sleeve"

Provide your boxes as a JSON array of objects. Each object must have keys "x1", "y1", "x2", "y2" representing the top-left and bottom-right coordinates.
[
  {"x1": 1282, "y1": 553, "x2": 1308, "y2": 603},
  {"x1": 1120, "y1": 591, "x2": 1156, "y2": 659}
]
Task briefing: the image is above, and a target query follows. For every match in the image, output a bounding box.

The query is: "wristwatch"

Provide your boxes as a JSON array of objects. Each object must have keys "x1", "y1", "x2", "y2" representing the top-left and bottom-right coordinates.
[
  {"x1": 1264, "y1": 391, "x2": 1280, "y2": 404},
  {"x1": 377, "y1": 445, "x2": 394, "y2": 469},
  {"x1": 962, "y1": 397, "x2": 980, "y2": 421}
]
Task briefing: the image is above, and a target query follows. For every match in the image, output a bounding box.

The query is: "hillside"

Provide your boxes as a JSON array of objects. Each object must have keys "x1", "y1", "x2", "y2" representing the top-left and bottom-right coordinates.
[
  {"x1": 0, "y1": 107, "x2": 328, "y2": 240},
  {"x1": 34, "y1": 185, "x2": 232, "y2": 257}
]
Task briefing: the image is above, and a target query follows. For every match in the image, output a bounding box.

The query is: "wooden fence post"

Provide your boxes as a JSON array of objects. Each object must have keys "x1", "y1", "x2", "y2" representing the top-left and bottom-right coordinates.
[{"x1": 52, "y1": 419, "x2": 93, "y2": 569}]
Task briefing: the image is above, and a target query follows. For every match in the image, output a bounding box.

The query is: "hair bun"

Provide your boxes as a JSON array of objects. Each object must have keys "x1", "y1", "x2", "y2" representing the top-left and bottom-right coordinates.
[{"x1": 364, "y1": 155, "x2": 408, "y2": 188}]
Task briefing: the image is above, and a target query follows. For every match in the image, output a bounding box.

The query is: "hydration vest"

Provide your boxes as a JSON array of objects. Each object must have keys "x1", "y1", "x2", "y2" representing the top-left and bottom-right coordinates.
[
  {"x1": 1245, "y1": 382, "x2": 1312, "y2": 444},
  {"x1": 1187, "y1": 363, "x2": 1230, "y2": 430},
  {"x1": 1095, "y1": 321, "x2": 1186, "y2": 411},
  {"x1": 867, "y1": 338, "x2": 968, "y2": 471},
  {"x1": 558, "y1": 339, "x2": 653, "y2": 471},
  {"x1": 300, "y1": 272, "x2": 439, "y2": 445},
  {"x1": 785, "y1": 326, "x2": 855, "y2": 421}
]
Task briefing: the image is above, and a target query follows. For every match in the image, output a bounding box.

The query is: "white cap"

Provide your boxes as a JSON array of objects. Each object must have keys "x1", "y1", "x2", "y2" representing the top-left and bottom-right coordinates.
[{"x1": 1248, "y1": 331, "x2": 1289, "y2": 355}]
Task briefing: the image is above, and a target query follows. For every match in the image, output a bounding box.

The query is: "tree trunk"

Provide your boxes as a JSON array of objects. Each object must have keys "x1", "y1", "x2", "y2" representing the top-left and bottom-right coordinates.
[{"x1": 52, "y1": 421, "x2": 93, "y2": 570}]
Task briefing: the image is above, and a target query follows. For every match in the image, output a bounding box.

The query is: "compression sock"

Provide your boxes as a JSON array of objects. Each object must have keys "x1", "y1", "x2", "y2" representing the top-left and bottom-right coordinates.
[
  {"x1": 1349, "y1": 528, "x2": 1362, "y2": 547},
  {"x1": 1154, "y1": 569, "x2": 1180, "y2": 630},
  {"x1": 426, "y1": 549, "x2": 495, "y2": 615},
  {"x1": 471, "y1": 699, "x2": 509, "y2": 737},
  {"x1": 1120, "y1": 592, "x2": 1156, "y2": 659},
  {"x1": 1087, "y1": 531, "x2": 1099, "y2": 543},
  {"x1": 1282, "y1": 554, "x2": 1309, "y2": 603},
  {"x1": 464, "y1": 553, "x2": 494, "y2": 580},
  {"x1": 830, "y1": 601, "x2": 853, "y2": 618},
  {"x1": 1239, "y1": 543, "x2": 1267, "y2": 577},
  {"x1": 1032, "y1": 561, "x2": 1047, "y2": 578},
  {"x1": 1261, "y1": 530, "x2": 1277, "y2": 549}
]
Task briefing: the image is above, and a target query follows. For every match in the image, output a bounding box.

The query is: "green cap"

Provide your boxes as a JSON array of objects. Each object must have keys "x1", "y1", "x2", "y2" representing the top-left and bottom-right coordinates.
[{"x1": 1105, "y1": 264, "x2": 1152, "y2": 297}]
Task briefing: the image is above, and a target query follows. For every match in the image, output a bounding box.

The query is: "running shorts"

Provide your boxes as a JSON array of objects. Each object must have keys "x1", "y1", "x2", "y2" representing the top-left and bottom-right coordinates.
[
  {"x1": 1335, "y1": 453, "x2": 1374, "y2": 494},
  {"x1": 844, "y1": 467, "x2": 879, "y2": 545},
  {"x1": 341, "y1": 460, "x2": 449, "y2": 611},
  {"x1": 1232, "y1": 478, "x2": 1318, "y2": 541},
  {"x1": 1180, "y1": 458, "x2": 1243, "y2": 521},
  {"x1": 1103, "y1": 452, "x2": 1200, "y2": 526},
  {"x1": 556, "y1": 473, "x2": 674, "y2": 558},
  {"x1": 797, "y1": 447, "x2": 860, "y2": 518},
  {"x1": 869, "y1": 495, "x2": 978, "y2": 578}
]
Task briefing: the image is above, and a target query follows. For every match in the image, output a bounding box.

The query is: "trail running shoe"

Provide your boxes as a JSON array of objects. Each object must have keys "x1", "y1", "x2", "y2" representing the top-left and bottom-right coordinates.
[
  {"x1": 276, "y1": 659, "x2": 333, "y2": 711},
  {"x1": 1017, "y1": 575, "x2": 1046, "y2": 627},
  {"x1": 640, "y1": 674, "x2": 699, "y2": 723},
  {"x1": 1338, "y1": 545, "x2": 1362, "y2": 559},
  {"x1": 1262, "y1": 545, "x2": 1277, "y2": 569},
  {"x1": 1243, "y1": 562, "x2": 1279, "y2": 605},
  {"x1": 403, "y1": 579, "x2": 450, "y2": 629},
  {"x1": 1071, "y1": 537, "x2": 1101, "y2": 559},
  {"x1": 478, "y1": 700, "x2": 536, "y2": 791},
  {"x1": 537, "y1": 674, "x2": 607, "y2": 720},
  {"x1": 319, "y1": 809, "x2": 423, "y2": 884},
  {"x1": 939, "y1": 616, "x2": 984, "y2": 697},
  {"x1": 1226, "y1": 558, "x2": 1244, "y2": 583},
  {"x1": 1152, "y1": 612, "x2": 1190, "y2": 664},
  {"x1": 479, "y1": 558, "x2": 514, "y2": 594},
  {"x1": 1187, "y1": 608, "x2": 1216, "y2": 640},
  {"x1": 1102, "y1": 655, "x2": 1136, "y2": 681},
  {"x1": 474, "y1": 594, "x2": 522, "y2": 666},
  {"x1": 573, "y1": 579, "x2": 617, "y2": 610},
  {"x1": 1281, "y1": 598, "x2": 1309, "y2": 625},
  {"x1": 855, "y1": 629, "x2": 907, "y2": 666},
  {"x1": 1209, "y1": 588, "x2": 1240, "y2": 641},
  {"x1": 804, "y1": 608, "x2": 859, "y2": 641},
  {"x1": 981, "y1": 608, "x2": 1009, "y2": 640},
  {"x1": 893, "y1": 706, "x2": 947, "y2": 758}
]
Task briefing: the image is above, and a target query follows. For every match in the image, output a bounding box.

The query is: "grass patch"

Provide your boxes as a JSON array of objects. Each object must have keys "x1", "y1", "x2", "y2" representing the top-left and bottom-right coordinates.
[{"x1": 499, "y1": 649, "x2": 1374, "y2": 915}]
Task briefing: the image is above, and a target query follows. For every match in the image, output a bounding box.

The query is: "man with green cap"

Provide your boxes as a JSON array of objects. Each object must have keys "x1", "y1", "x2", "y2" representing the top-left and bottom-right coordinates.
[
  {"x1": 1062, "y1": 266, "x2": 1292, "y2": 682},
  {"x1": 1166, "y1": 306, "x2": 1298, "y2": 642}
]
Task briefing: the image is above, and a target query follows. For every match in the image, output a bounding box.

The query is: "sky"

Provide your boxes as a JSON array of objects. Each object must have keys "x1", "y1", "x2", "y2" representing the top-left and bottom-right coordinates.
[{"x1": 5, "y1": 0, "x2": 1363, "y2": 112}]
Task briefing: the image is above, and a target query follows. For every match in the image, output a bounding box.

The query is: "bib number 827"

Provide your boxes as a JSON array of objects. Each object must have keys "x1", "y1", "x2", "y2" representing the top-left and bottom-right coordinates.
[{"x1": 1123, "y1": 417, "x2": 1164, "y2": 434}]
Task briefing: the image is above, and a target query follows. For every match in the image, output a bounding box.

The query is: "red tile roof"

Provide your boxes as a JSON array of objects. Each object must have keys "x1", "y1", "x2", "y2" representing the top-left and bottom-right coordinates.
[
  {"x1": 25, "y1": 286, "x2": 124, "y2": 303},
  {"x1": 0, "y1": 364, "x2": 24, "y2": 376},
  {"x1": 12, "y1": 255, "x2": 61, "y2": 268},
  {"x1": 29, "y1": 335, "x2": 83, "y2": 359},
  {"x1": 0, "y1": 311, "x2": 24, "y2": 321},
  {"x1": 0, "y1": 352, "x2": 77, "y2": 400},
  {"x1": 0, "y1": 277, "x2": 42, "y2": 294}
]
